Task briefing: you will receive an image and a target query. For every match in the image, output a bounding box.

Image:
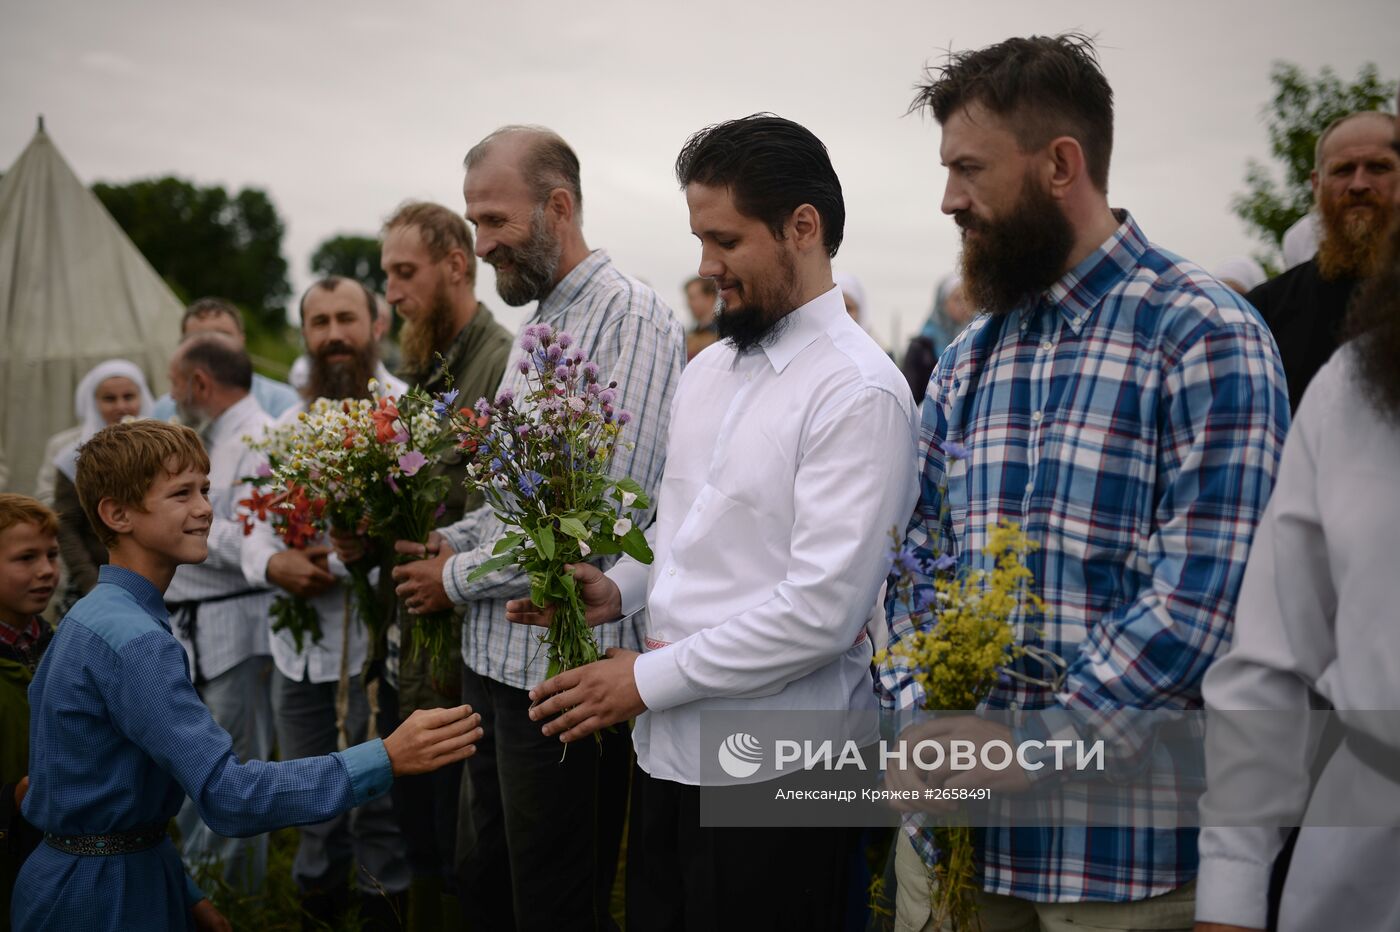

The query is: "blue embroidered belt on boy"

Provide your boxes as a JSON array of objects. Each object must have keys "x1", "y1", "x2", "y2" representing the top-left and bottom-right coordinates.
[{"x1": 45, "y1": 824, "x2": 168, "y2": 856}]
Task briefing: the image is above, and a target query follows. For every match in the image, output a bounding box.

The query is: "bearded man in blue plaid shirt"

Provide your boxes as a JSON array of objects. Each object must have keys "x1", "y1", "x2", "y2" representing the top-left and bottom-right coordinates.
[{"x1": 878, "y1": 35, "x2": 1290, "y2": 931}]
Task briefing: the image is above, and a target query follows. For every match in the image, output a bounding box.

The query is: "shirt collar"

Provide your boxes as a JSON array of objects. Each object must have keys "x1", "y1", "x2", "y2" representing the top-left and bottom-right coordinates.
[
  {"x1": 759, "y1": 284, "x2": 849, "y2": 374},
  {"x1": 536, "y1": 250, "x2": 612, "y2": 323},
  {"x1": 206, "y1": 394, "x2": 260, "y2": 451},
  {"x1": 1038, "y1": 209, "x2": 1146, "y2": 336},
  {"x1": 98, "y1": 564, "x2": 171, "y2": 624}
]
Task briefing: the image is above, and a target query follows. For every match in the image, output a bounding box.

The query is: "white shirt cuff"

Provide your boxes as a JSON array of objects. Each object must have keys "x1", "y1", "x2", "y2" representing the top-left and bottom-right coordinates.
[
  {"x1": 607, "y1": 556, "x2": 651, "y2": 619},
  {"x1": 1194, "y1": 853, "x2": 1272, "y2": 928},
  {"x1": 633, "y1": 643, "x2": 700, "y2": 712}
]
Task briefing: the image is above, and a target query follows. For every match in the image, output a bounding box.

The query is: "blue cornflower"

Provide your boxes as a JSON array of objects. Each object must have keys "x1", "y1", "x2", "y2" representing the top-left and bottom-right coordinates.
[
  {"x1": 517, "y1": 470, "x2": 544, "y2": 498},
  {"x1": 941, "y1": 440, "x2": 970, "y2": 461},
  {"x1": 932, "y1": 554, "x2": 958, "y2": 573}
]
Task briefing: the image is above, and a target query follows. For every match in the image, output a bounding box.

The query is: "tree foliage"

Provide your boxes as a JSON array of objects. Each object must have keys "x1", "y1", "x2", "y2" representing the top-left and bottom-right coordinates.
[
  {"x1": 310, "y1": 234, "x2": 386, "y2": 294},
  {"x1": 92, "y1": 176, "x2": 292, "y2": 330},
  {"x1": 1234, "y1": 62, "x2": 1395, "y2": 258}
]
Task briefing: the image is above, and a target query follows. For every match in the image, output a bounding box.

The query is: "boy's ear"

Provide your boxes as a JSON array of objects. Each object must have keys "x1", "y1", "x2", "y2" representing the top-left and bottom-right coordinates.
[{"x1": 96, "y1": 498, "x2": 134, "y2": 537}]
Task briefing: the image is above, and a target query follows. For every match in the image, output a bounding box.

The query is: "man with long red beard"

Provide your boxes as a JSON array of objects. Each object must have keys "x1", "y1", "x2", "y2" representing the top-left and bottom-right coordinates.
[
  {"x1": 1247, "y1": 111, "x2": 1399, "y2": 410},
  {"x1": 333, "y1": 202, "x2": 511, "y2": 927}
]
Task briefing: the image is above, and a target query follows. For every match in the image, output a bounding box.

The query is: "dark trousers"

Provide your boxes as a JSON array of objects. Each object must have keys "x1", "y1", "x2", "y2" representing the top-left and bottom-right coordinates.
[
  {"x1": 627, "y1": 764, "x2": 857, "y2": 932},
  {"x1": 458, "y1": 666, "x2": 631, "y2": 932},
  {"x1": 376, "y1": 681, "x2": 465, "y2": 893}
]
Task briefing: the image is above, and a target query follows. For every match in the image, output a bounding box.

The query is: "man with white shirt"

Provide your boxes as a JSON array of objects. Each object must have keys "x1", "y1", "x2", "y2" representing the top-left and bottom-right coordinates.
[
  {"x1": 241, "y1": 276, "x2": 408, "y2": 927},
  {"x1": 514, "y1": 114, "x2": 919, "y2": 930},
  {"x1": 164, "y1": 334, "x2": 276, "y2": 894}
]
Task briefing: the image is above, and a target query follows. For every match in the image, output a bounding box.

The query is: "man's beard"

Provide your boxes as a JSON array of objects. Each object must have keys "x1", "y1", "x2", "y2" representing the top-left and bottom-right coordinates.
[
  {"x1": 399, "y1": 275, "x2": 459, "y2": 376},
  {"x1": 1345, "y1": 212, "x2": 1400, "y2": 422},
  {"x1": 1317, "y1": 190, "x2": 1394, "y2": 281},
  {"x1": 307, "y1": 339, "x2": 379, "y2": 401},
  {"x1": 174, "y1": 391, "x2": 211, "y2": 436},
  {"x1": 715, "y1": 248, "x2": 799, "y2": 353},
  {"x1": 487, "y1": 205, "x2": 562, "y2": 307},
  {"x1": 957, "y1": 172, "x2": 1076, "y2": 317}
]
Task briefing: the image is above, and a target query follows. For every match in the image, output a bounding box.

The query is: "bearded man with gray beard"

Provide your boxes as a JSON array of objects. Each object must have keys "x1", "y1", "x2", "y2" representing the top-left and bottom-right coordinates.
[{"x1": 1246, "y1": 111, "x2": 1400, "y2": 411}]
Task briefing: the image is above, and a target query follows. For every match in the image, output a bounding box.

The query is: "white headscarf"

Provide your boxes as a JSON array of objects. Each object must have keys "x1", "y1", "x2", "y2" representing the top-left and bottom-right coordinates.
[
  {"x1": 1282, "y1": 213, "x2": 1320, "y2": 270},
  {"x1": 1211, "y1": 257, "x2": 1267, "y2": 294},
  {"x1": 833, "y1": 272, "x2": 869, "y2": 332},
  {"x1": 54, "y1": 359, "x2": 155, "y2": 480}
]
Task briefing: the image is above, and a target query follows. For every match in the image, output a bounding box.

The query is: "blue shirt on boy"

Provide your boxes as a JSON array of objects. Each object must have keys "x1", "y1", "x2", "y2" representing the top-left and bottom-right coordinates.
[{"x1": 13, "y1": 565, "x2": 392, "y2": 931}]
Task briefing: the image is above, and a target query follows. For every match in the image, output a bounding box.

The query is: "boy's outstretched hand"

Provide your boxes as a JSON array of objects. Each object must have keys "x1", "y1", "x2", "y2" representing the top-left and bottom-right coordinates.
[
  {"x1": 504, "y1": 563, "x2": 623, "y2": 629},
  {"x1": 383, "y1": 705, "x2": 483, "y2": 776}
]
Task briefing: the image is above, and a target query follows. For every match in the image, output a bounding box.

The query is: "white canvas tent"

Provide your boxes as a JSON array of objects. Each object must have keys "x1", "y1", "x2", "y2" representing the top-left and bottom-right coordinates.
[{"x1": 0, "y1": 120, "x2": 183, "y2": 496}]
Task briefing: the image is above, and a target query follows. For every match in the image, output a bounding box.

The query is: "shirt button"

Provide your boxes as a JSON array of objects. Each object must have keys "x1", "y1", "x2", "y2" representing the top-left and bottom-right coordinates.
[
  {"x1": 1031, "y1": 411, "x2": 1043, "y2": 423},
  {"x1": 1025, "y1": 482, "x2": 1034, "y2": 493},
  {"x1": 1040, "y1": 341, "x2": 1052, "y2": 352},
  {"x1": 668, "y1": 568, "x2": 676, "y2": 577}
]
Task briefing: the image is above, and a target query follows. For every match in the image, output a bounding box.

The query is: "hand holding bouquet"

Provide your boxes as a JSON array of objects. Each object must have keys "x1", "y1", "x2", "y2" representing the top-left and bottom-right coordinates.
[
  {"x1": 454, "y1": 324, "x2": 654, "y2": 678},
  {"x1": 876, "y1": 444, "x2": 1059, "y2": 930}
]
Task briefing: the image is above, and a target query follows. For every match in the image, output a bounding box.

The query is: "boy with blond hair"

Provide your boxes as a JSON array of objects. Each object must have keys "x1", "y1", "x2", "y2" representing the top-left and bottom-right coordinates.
[
  {"x1": 12, "y1": 421, "x2": 483, "y2": 932},
  {"x1": 0, "y1": 494, "x2": 60, "y2": 931}
]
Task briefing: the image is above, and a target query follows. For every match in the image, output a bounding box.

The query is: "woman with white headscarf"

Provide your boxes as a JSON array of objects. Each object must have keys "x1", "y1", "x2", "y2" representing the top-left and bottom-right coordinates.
[{"x1": 50, "y1": 360, "x2": 154, "y2": 604}]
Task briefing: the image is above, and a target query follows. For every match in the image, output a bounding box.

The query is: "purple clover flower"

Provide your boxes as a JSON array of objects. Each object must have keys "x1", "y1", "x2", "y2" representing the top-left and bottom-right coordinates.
[
  {"x1": 582, "y1": 362, "x2": 600, "y2": 383},
  {"x1": 546, "y1": 344, "x2": 563, "y2": 362},
  {"x1": 598, "y1": 388, "x2": 617, "y2": 405},
  {"x1": 521, "y1": 334, "x2": 539, "y2": 354},
  {"x1": 556, "y1": 332, "x2": 573, "y2": 349},
  {"x1": 495, "y1": 389, "x2": 515, "y2": 407},
  {"x1": 517, "y1": 359, "x2": 531, "y2": 375},
  {"x1": 617, "y1": 411, "x2": 632, "y2": 426}
]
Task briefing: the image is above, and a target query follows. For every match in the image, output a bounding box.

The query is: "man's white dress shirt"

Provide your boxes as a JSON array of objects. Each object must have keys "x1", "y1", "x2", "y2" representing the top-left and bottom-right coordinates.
[
  {"x1": 168, "y1": 394, "x2": 274, "y2": 682},
  {"x1": 608, "y1": 285, "x2": 919, "y2": 785},
  {"x1": 242, "y1": 371, "x2": 407, "y2": 685}
]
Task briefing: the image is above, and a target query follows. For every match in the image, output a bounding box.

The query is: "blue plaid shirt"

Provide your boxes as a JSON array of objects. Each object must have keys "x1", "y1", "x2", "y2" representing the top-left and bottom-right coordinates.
[{"x1": 877, "y1": 212, "x2": 1289, "y2": 902}]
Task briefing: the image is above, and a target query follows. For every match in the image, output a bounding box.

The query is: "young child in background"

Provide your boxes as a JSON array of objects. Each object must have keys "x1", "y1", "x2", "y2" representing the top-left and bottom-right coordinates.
[{"x1": 0, "y1": 494, "x2": 60, "y2": 932}]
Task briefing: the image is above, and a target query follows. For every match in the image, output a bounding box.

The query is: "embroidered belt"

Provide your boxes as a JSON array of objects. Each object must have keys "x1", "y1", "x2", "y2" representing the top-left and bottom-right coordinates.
[{"x1": 44, "y1": 824, "x2": 167, "y2": 856}]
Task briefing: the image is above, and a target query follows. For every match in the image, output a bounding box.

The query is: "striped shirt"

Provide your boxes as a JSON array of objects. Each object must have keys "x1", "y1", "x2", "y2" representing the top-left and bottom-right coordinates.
[
  {"x1": 439, "y1": 249, "x2": 685, "y2": 690},
  {"x1": 167, "y1": 395, "x2": 274, "y2": 682},
  {"x1": 877, "y1": 212, "x2": 1289, "y2": 902}
]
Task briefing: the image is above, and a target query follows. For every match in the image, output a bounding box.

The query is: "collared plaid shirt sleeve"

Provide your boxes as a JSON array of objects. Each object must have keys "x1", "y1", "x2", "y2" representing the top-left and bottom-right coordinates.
[
  {"x1": 878, "y1": 213, "x2": 1290, "y2": 903},
  {"x1": 441, "y1": 250, "x2": 685, "y2": 689}
]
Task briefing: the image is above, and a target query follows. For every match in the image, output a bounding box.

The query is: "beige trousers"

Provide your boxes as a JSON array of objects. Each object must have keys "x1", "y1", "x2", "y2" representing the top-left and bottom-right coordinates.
[{"x1": 893, "y1": 832, "x2": 1195, "y2": 931}]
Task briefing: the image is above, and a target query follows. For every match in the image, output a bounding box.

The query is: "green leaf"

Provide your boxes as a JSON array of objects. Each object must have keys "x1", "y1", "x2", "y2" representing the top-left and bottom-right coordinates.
[
  {"x1": 558, "y1": 516, "x2": 590, "y2": 540},
  {"x1": 467, "y1": 552, "x2": 518, "y2": 582},
  {"x1": 536, "y1": 524, "x2": 555, "y2": 561},
  {"x1": 494, "y1": 532, "x2": 525, "y2": 555},
  {"x1": 614, "y1": 478, "x2": 645, "y2": 496},
  {"x1": 619, "y1": 526, "x2": 654, "y2": 564}
]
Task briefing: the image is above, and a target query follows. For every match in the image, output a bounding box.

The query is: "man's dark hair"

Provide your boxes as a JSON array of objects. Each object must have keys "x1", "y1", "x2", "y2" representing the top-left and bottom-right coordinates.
[
  {"x1": 298, "y1": 276, "x2": 379, "y2": 322},
  {"x1": 176, "y1": 333, "x2": 254, "y2": 392},
  {"x1": 181, "y1": 296, "x2": 244, "y2": 336},
  {"x1": 464, "y1": 126, "x2": 584, "y2": 223},
  {"x1": 674, "y1": 114, "x2": 845, "y2": 258},
  {"x1": 910, "y1": 34, "x2": 1114, "y2": 192}
]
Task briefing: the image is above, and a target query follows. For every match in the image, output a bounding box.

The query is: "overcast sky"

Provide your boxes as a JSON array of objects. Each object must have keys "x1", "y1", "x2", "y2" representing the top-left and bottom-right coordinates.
[{"x1": 2, "y1": 0, "x2": 1395, "y2": 347}]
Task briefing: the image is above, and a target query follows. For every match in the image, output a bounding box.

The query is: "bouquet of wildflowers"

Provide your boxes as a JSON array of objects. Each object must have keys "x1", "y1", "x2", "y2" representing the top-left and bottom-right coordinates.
[
  {"x1": 341, "y1": 379, "x2": 466, "y2": 671},
  {"x1": 240, "y1": 400, "x2": 384, "y2": 651},
  {"x1": 453, "y1": 324, "x2": 654, "y2": 677},
  {"x1": 875, "y1": 443, "x2": 1060, "y2": 931}
]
